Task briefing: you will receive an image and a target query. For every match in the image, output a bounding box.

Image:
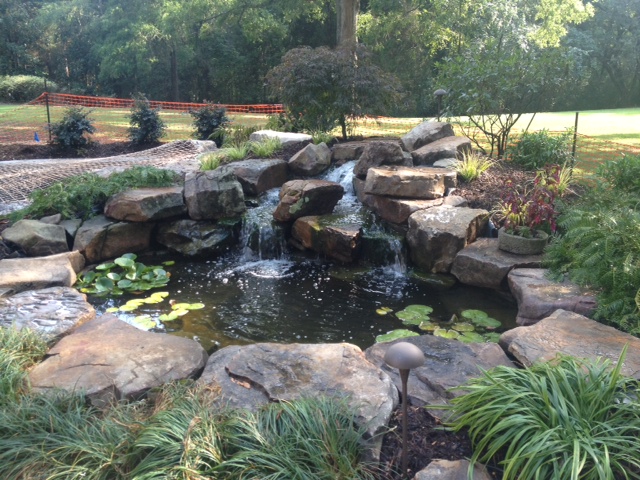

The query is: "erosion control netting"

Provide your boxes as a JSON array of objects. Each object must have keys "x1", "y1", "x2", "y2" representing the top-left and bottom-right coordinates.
[{"x1": 0, "y1": 140, "x2": 210, "y2": 205}]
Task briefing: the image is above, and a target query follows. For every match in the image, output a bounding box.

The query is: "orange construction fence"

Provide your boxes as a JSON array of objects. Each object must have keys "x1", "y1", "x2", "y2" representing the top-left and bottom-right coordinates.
[{"x1": 29, "y1": 92, "x2": 284, "y2": 115}]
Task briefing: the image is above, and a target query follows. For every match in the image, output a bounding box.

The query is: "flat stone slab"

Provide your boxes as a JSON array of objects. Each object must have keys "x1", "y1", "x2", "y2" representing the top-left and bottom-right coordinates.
[
  {"x1": 249, "y1": 129, "x2": 312, "y2": 147},
  {"x1": 104, "y1": 186, "x2": 187, "y2": 222},
  {"x1": 500, "y1": 309, "x2": 640, "y2": 379},
  {"x1": 364, "y1": 166, "x2": 456, "y2": 200},
  {"x1": 365, "y1": 335, "x2": 514, "y2": 419},
  {"x1": 292, "y1": 215, "x2": 362, "y2": 263},
  {"x1": 411, "y1": 136, "x2": 471, "y2": 165},
  {"x1": 508, "y1": 268, "x2": 597, "y2": 325},
  {"x1": 451, "y1": 238, "x2": 543, "y2": 289},
  {"x1": 414, "y1": 459, "x2": 491, "y2": 480},
  {"x1": 362, "y1": 194, "x2": 443, "y2": 225},
  {"x1": 401, "y1": 121, "x2": 455, "y2": 152},
  {"x1": 29, "y1": 315, "x2": 208, "y2": 405},
  {"x1": 0, "y1": 251, "x2": 85, "y2": 293},
  {"x1": 198, "y1": 342, "x2": 398, "y2": 457},
  {"x1": 0, "y1": 286, "x2": 95, "y2": 338},
  {"x1": 2, "y1": 219, "x2": 69, "y2": 257}
]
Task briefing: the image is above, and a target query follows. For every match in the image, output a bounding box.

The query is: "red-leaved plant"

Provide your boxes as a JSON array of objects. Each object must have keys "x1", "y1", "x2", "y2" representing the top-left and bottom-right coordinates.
[{"x1": 495, "y1": 165, "x2": 561, "y2": 237}]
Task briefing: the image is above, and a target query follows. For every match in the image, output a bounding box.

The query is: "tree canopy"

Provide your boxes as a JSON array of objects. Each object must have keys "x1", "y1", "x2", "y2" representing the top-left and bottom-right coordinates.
[{"x1": 0, "y1": 0, "x2": 635, "y2": 115}]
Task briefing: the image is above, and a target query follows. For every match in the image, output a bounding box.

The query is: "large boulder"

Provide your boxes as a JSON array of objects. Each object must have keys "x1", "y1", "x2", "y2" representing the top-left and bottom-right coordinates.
[
  {"x1": 104, "y1": 187, "x2": 186, "y2": 222},
  {"x1": 451, "y1": 238, "x2": 544, "y2": 289},
  {"x1": 507, "y1": 268, "x2": 597, "y2": 325},
  {"x1": 411, "y1": 136, "x2": 472, "y2": 165},
  {"x1": 229, "y1": 159, "x2": 288, "y2": 196},
  {"x1": 198, "y1": 342, "x2": 398, "y2": 459},
  {"x1": 401, "y1": 121, "x2": 455, "y2": 152},
  {"x1": 288, "y1": 142, "x2": 331, "y2": 176},
  {"x1": 499, "y1": 309, "x2": 640, "y2": 379},
  {"x1": 292, "y1": 215, "x2": 362, "y2": 263},
  {"x1": 0, "y1": 251, "x2": 85, "y2": 293},
  {"x1": 407, "y1": 206, "x2": 489, "y2": 273},
  {"x1": 249, "y1": 129, "x2": 312, "y2": 148},
  {"x1": 157, "y1": 219, "x2": 239, "y2": 257},
  {"x1": 364, "y1": 166, "x2": 456, "y2": 200},
  {"x1": 184, "y1": 167, "x2": 246, "y2": 220},
  {"x1": 0, "y1": 287, "x2": 95, "y2": 338},
  {"x1": 365, "y1": 335, "x2": 513, "y2": 419},
  {"x1": 353, "y1": 140, "x2": 411, "y2": 179},
  {"x1": 331, "y1": 141, "x2": 368, "y2": 164},
  {"x1": 29, "y1": 315, "x2": 208, "y2": 406},
  {"x1": 273, "y1": 179, "x2": 344, "y2": 222},
  {"x1": 73, "y1": 215, "x2": 154, "y2": 264},
  {"x1": 2, "y1": 219, "x2": 69, "y2": 256}
]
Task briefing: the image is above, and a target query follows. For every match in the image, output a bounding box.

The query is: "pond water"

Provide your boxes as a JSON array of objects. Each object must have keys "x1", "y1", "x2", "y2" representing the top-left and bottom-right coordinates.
[{"x1": 89, "y1": 162, "x2": 518, "y2": 352}]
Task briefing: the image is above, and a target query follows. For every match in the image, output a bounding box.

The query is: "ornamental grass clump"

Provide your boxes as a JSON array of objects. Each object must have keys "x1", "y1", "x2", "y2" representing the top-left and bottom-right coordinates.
[
  {"x1": 454, "y1": 150, "x2": 494, "y2": 182},
  {"x1": 445, "y1": 346, "x2": 640, "y2": 480}
]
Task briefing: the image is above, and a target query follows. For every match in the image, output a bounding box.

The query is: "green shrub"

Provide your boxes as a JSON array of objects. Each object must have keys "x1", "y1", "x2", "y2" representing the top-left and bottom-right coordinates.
[
  {"x1": 200, "y1": 152, "x2": 223, "y2": 171},
  {"x1": 312, "y1": 132, "x2": 336, "y2": 145},
  {"x1": 128, "y1": 95, "x2": 166, "y2": 145},
  {"x1": 508, "y1": 129, "x2": 572, "y2": 170},
  {"x1": 455, "y1": 150, "x2": 494, "y2": 182},
  {"x1": 11, "y1": 166, "x2": 179, "y2": 221},
  {"x1": 50, "y1": 106, "x2": 96, "y2": 148},
  {"x1": 596, "y1": 153, "x2": 640, "y2": 194},
  {"x1": 0, "y1": 75, "x2": 57, "y2": 103},
  {"x1": 190, "y1": 104, "x2": 229, "y2": 145},
  {"x1": 249, "y1": 138, "x2": 282, "y2": 157},
  {"x1": 445, "y1": 347, "x2": 640, "y2": 479},
  {"x1": 219, "y1": 124, "x2": 259, "y2": 148}
]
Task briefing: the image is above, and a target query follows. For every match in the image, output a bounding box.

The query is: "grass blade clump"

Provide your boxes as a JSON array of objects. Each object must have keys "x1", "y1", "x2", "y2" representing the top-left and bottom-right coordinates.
[
  {"x1": 220, "y1": 397, "x2": 377, "y2": 479},
  {"x1": 0, "y1": 326, "x2": 47, "y2": 404},
  {"x1": 249, "y1": 137, "x2": 282, "y2": 157},
  {"x1": 454, "y1": 150, "x2": 494, "y2": 182},
  {"x1": 445, "y1": 346, "x2": 640, "y2": 479}
]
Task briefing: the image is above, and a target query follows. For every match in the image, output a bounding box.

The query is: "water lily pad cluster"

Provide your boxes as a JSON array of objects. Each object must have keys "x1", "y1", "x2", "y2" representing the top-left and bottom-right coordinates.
[
  {"x1": 76, "y1": 254, "x2": 173, "y2": 296},
  {"x1": 375, "y1": 305, "x2": 502, "y2": 344},
  {"x1": 105, "y1": 291, "x2": 205, "y2": 330}
]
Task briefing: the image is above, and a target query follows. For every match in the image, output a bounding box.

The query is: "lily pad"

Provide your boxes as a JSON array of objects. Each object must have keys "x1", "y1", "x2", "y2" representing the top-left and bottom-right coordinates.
[
  {"x1": 376, "y1": 308, "x2": 390, "y2": 315},
  {"x1": 132, "y1": 315, "x2": 156, "y2": 330},
  {"x1": 461, "y1": 309, "x2": 501, "y2": 328},
  {"x1": 125, "y1": 299, "x2": 146, "y2": 307},
  {"x1": 117, "y1": 279, "x2": 133, "y2": 289},
  {"x1": 451, "y1": 322, "x2": 475, "y2": 332},
  {"x1": 159, "y1": 312, "x2": 180, "y2": 322},
  {"x1": 396, "y1": 304, "x2": 433, "y2": 325},
  {"x1": 105, "y1": 307, "x2": 119, "y2": 313},
  {"x1": 483, "y1": 332, "x2": 502, "y2": 343},
  {"x1": 162, "y1": 260, "x2": 175, "y2": 266},
  {"x1": 95, "y1": 262, "x2": 115, "y2": 271},
  {"x1": 433, "y1": 328, "x2": 460, "y2": 339},
  {"x1": 114, "y1": 257, "x2": 135, "y2": 268},
  {"x1": 375, "y1": 329, "x2": 420, "y2": 343},
  {"x1": 418, "y1": 321, "x2": 437, "y2": 331},
  {"x1": 458, "y1": 331, "x2": 485, "y2": 343},
  {"x1": 118, "y1": 304, "x2": 139, "y2": 312},
  {"x1": 150, "y1": 291, "x2": 170, "y2": 299},
  {"x1": 460, "y1": 309, "x2": 488, "y2": 321}
]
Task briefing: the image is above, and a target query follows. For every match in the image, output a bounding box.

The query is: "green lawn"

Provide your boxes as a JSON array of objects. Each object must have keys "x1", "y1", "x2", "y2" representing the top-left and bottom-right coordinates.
[{"x1": 2, "y1": 102, "x2": 640, "y2": 145}]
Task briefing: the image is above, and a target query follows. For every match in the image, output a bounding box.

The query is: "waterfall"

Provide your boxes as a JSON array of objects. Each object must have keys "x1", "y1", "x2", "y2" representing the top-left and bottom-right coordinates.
[{"x1": 239, "y1": 188, "x2": 288, "y2": 261}]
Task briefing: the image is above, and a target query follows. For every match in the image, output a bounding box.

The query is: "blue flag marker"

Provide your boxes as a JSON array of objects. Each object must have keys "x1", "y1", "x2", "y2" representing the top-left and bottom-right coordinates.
[{"x1": 34, "y1": 132, "x2": 40, "y2": 142}]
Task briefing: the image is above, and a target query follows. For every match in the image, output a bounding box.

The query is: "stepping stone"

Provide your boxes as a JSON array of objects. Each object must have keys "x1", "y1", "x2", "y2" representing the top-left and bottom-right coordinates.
[
  {"x1": 0, "y1": 251, "x2": 85, "y2": 293},
  {"x1": 364, "y1": 166, "x2": 456, "y2": 200}
]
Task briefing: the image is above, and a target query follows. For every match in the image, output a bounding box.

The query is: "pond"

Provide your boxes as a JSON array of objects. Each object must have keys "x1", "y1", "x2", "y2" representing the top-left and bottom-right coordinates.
[{"x1": 89, "y1": 161, "x2": 518, "y2": 352}]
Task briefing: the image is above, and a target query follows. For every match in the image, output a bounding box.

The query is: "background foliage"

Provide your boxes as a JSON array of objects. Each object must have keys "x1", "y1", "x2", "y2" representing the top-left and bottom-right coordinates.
[{"x1": 0, "y1": 0, "x2": 634, "y2": 116}]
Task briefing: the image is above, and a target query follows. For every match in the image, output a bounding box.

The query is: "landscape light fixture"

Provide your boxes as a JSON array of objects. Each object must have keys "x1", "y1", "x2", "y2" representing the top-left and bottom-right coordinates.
[
  {"x1": 384, "y1": 341, "x2": 425, "y2": 479},
  {"x1": 433, "y1": 89, "x2": 447, "y2": 122}
]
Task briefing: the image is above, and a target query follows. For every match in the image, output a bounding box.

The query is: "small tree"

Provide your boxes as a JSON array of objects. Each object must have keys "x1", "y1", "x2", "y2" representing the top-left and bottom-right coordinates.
[
  {"x1": 128, "y1": 95, "x2": 166, "y2": 145},
  {"x1": 190, "y1": 104, "x2": 229, "y2": 146},
  {"x1": 266, "y1": 44, "x2": 403, "y2": 139},
  {"x1": 50, "y1": 107, "x2": 96, "y2": 149}
]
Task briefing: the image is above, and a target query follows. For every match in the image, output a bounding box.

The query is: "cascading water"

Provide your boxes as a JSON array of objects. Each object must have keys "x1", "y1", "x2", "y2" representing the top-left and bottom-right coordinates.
[{"x1": 239, "y1": 188, "x2": 287, "y2": 261}]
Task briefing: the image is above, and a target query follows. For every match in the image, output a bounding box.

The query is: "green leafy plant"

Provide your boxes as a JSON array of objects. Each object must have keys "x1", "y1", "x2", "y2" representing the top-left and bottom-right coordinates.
[
  {"x1": 312, "y1": 132, "x2": 336, "y2": 145},
  {"x1": 508, "y1": 129, "x2": 573, "y2": 170},
  {"x1": 10, "y1": 166, "x2": 179, "y2": 221},
  {"x1": 454, "y1": 150, "x2": 495, "y2": 182},
  {"x1": 444, "y1": 347, "x2": 640, "y2": 479},
  {"x1": 127, "y1": 94, "x2": 166, "y2": 145},
  {"x1": 0, "y1": 75, "x2": 58, "y2": 102},
  {"x1": 199, "y1": 144, "x2": 250, "y2": 170},
  {"x1": 219, "y1": 124, "x2": 259, "y2": 148},
  {"x1": 50, "y1": 106, "x2": 96, "y2": 149},
  {"x1": 249, "y1": 137, "x2": 282, "y2": 157},
  {"x1": 596, "y1": 153, "x2": 640, "y2": 195},
  {"x1": 265, "y1": 111, "x2": 305, "y2": 133},
  {"x1": 75, "y1": 253, "x2": 172, "y2": 296},
  {"x1": 190, "y1": 104, "x2": 229, "y2": 145}
]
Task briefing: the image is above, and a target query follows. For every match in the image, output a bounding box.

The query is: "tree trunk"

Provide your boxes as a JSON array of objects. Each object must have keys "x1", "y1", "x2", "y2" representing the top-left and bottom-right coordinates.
[
  {"x1": 169, "y1": 44, "x2": 179, "y2": 101},
  {"x1": 336, "y1": 0, "x2": 359, "y2": 47}
]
